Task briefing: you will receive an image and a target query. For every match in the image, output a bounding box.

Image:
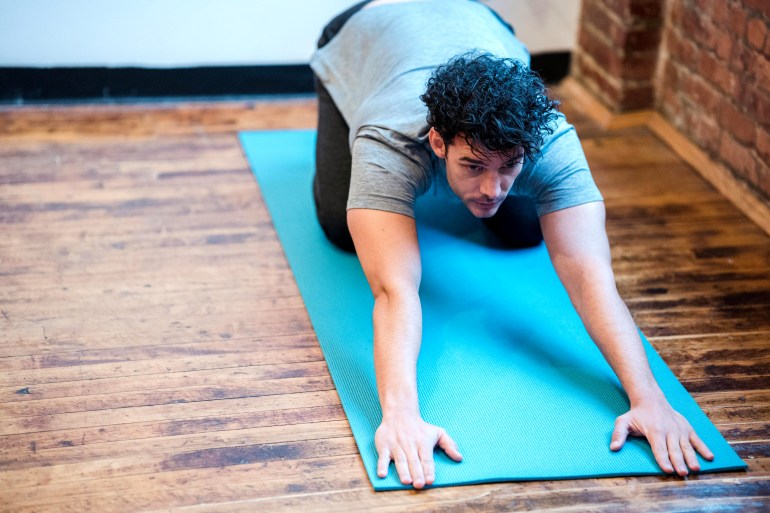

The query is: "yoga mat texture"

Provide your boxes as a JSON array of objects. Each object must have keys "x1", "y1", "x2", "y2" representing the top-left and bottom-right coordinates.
[{"x1": 240, "y1": 130, "x2": 746, "y2": 491}]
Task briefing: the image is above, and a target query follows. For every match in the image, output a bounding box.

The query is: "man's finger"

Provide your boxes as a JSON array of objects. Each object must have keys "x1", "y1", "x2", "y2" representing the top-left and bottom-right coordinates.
[
  {"x1": 681, "y1": 437, "x2": 701, "y2": 473},
  {"x1": 407, "y1": 451, "x2": 426, "y2": 489},
  {"x1": 436, "y1": 429, "x2": 463, "y2": 461},
  {"x1": 418, "y1": 446, "x2": 436, "y2": 486},
  {"x1": 667, "y1": 434, "x2": 688, "y2": 476},
  {"x1": 649, "y1": 432, "x2": 675, "y2": 474},
  {"x1": 690, "y1": 432, "x2": 715, "y2": 461},
  {"x1": 377, "y1": 447, "x2": 392, "y2": 478},
  {"x1": 610, "y1": 415, "x2": 630, "y2": 451},
  {"x1": 393, "y1": 450, "x2": 412, "y2": 485}
]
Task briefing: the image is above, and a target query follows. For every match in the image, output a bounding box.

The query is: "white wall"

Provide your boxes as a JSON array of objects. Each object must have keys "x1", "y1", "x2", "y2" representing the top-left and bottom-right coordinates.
[
  {"x1": 0, "y1": 0, "x2": 355, "y2": 67},
  {"x1": 0, "y1": 0, "x2": 580, "y2": 68},
  {"x1": 486, "y1": 0, "x2": 581, "y2": 54}
]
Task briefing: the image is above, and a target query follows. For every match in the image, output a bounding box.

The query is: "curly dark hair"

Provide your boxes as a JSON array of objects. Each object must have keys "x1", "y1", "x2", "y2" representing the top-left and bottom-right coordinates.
[{"x1": 420, "y1": 52, "x2": 559, "y2": 162}]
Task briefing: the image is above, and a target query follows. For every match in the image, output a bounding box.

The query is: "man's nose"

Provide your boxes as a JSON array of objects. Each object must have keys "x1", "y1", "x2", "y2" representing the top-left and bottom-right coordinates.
[{"x1": 480, "y1": 172, "x2": 502, "y2": 199}]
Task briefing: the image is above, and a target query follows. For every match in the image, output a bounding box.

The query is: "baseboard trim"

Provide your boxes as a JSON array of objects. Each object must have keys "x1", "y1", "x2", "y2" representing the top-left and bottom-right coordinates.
[
  {"x1": 0, "y1": 65, "x2": 316, "y2": 104},
  {"x1": 561, "y1": 77, "x2": 770, "y2": 236}
]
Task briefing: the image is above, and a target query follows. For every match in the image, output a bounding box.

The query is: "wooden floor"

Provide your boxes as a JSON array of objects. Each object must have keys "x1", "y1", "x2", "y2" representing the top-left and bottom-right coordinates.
[{"x1": 1, "y1": 88, "x2": 769, "y2": 512}]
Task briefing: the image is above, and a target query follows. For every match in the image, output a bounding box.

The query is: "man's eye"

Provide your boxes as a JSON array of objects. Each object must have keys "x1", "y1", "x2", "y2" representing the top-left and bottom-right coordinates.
[{"x1": 467, "y1": 165, "x2": 483, "y2": 172}]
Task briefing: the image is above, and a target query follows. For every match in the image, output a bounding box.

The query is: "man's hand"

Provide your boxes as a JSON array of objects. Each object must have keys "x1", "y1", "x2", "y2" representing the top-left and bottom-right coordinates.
[
  {"x1": 611, "y1": 398, "x2": 715, "y2": 476},
  {"x1": 375, "y1": 414, "x2": 462, "y2": 489}
]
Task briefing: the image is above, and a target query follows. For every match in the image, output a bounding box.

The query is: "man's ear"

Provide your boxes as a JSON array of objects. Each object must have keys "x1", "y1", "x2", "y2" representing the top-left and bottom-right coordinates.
[{"x1": 428, "y1": 127, "x2": 447, "y2": 159}]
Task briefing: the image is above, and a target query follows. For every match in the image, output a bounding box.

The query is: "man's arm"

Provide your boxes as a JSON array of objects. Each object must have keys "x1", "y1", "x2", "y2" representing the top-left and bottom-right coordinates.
[
  {"x1": 347, "y1": 207, "x2": 462, "y2": 489},
  {"x1": 540, "y1": 201, "x2": 715, "y2": 476}
]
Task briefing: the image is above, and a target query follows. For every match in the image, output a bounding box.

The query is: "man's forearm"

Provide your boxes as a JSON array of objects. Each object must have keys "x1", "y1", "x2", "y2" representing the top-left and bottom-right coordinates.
[
  {"x1": 372, "y1": 287, "x2": 423, "y2": 417},
  {"x1": 564, "y1": 261, "x2": 663, "y2": 405}
]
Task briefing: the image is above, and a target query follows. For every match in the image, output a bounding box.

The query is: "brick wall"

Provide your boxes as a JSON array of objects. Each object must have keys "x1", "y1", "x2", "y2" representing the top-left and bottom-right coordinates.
[
  {"x1": 573, "y1": 0, "x2": 665, "y2": 111},
  {"x1": 657, "y1": 0, "x2": 770, "y2": 199},
  {"x1": 574, "y1": 0, "x2": 769, "y2": 203}
]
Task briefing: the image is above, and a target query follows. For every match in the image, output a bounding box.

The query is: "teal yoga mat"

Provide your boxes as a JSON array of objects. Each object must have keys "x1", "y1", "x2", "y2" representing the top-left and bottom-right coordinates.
[{"x1": 240, "y1": 130, "x2": 746, "y2": 490}]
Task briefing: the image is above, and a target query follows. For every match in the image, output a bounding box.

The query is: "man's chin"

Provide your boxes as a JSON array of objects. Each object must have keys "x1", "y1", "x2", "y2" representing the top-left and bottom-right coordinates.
[{"x1": 466, "y1": 201, "x2": 501, "y2": 218}]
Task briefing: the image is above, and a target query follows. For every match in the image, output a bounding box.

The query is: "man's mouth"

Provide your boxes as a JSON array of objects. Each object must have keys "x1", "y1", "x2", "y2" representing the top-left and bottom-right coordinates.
[{"x1": 473, "y1": 199, "x2": 502, "y2": 208}]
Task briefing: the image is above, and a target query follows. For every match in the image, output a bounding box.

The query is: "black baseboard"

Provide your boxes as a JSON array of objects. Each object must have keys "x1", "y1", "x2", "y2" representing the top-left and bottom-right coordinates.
[
  {"x1": 0, "y1": 52, "x2": 570, "y2": 104},
  {"x1": 0, "y1": 65, "x2": 316, "y2": 104}
]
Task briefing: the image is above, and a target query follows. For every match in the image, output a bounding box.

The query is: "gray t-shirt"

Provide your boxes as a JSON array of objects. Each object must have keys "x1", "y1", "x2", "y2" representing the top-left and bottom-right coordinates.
[{"x1": 310, "y1": 0, "x2": 602, "y2": 218}]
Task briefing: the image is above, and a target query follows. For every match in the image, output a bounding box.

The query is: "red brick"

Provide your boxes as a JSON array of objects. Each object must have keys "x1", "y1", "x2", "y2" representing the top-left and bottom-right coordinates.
[
  {"x1": 746, "y1": 85, "x2": 770, "y2": 128},
  {"x1": 659, "y1": 58, "x2": 682, "y2": 90},
  {"x1": 696, "y1": 49, "x2": 739, "y2": 95},
  {"x1": 684, "y1": 107, "x2": 721, "y2": 153},
  {"x1": 729, "y1": 39, "x2": 753, "y2": 72},
  {"x1": 665, "y1": 27, "x2": 698, "y2": 66},
  {"x1": 583, "y1": 1, "x2": 616, "y2": 28},
  {"x1": 658, "y1": 89, "x2": 686, "y2": 126},
  {"x1": 574, "y1": 53, "x2": 624, "y2": 109},
  {"x1": 621, "y1": 52, "x2": 659, "y2": 80},
  {"x1": 619, "y1": 82, "x2": 655, "y2": 109},
  {"x1": 601, "y1": 0, "x2": 664, "y2": 25},
  {"x1": 719, "y1": 132, "x2": 758, "y2": 184},
  {"x1": 747, "y1": 17, "x2": 768, "y2": 50},
  {"x1": 629, "y1": 0, "x2": 663, "y2": 20},
  {"x1": 583, "y1": 0, "x2": 628, "y2": 47},
  {"x1": 693, "y1": 0, "x2": 713, "y2": 12},
  {"x1": 670, "y1": 0, "x2": 686, "y2": 27},
  {"x1": 681, "y1": 72, "x2": 723, "y2": 112},
  {"x1": 600, "y1": 0, "x2": 630, "y2": 22},
  {"x1": 727, "y1": 3, "x2": 749, "y2": 39},
  {"x1": 757, "y1": 126, "x2": 770, "y2": 163},
  {"x1": 751, "y1": 53, "x2": 770, "y2": 94},
  {"x1": 730, "y1": 4, "x2": 749, "y2": 37},
  {"x1": 713, "y1": 27, "x2": 735, "y2": 60},
  {"x1": 626, "y1": 26, "x2": 663, "y2": 51},
  {"x1": 718, "y1": 101, "x2": 757, "y2": 145},
  {"x1": 680, "y1": 7, "x2": 716, "y2": 50},
  {"x1": 755, "y1": 160, "x2": 770, "y2": 198},
  {"x1": 743, "y1": 0, "x2": 770, "y2": 19},
  {"x1": 712, "y1": 1, "x2": 730, "y2": 29},
  {"x1": 579, "y1": 25, "x2": 625, "y2": 76}
]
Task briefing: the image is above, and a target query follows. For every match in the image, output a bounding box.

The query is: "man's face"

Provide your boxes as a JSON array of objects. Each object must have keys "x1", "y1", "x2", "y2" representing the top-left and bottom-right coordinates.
[{"x1": 428, "y1": 128, "x2": 523, "y2": 218}]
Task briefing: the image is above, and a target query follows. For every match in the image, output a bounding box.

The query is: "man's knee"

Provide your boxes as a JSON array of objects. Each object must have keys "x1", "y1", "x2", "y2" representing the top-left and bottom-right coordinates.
[
  {"x1": 317, "y1": 211, "x2": 356, "y2": 253},
  {"x1": 313, "y1": 175, "x2": 355, "y2": 253},
  {"x1": 483, "y1": 196, "x2": 543, "y2": 249},
  {"x1": 501, "y1": 226, "x2": 543, "y2": 249}
]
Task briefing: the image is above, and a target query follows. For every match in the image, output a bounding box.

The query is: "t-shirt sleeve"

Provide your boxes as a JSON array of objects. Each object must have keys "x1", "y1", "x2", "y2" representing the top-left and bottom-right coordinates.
[
  {"x1": 346, "y1": 133, "x2": 432, "y2": 217},
  {"x1": 512, "y1": 112, "x2": 603, "y2": 216}
]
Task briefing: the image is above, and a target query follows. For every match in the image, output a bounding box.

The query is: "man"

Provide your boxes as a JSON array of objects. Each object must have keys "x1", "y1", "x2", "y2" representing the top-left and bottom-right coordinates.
[{"x1": 310, "y1": 0, "x2": 714, "y2": 489}]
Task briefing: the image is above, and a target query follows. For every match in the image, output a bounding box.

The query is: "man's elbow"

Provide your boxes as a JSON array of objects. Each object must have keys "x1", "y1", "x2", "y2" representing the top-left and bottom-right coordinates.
[
  {"x1": 371, "y1": 279, "x2": 420, "y2": 306},
  {"x1": 558, "y1": 256, "x2": 617, "y2": 299}
]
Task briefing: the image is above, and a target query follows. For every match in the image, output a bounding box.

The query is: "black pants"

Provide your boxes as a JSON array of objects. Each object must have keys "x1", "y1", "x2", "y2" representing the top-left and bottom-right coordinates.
[{"x1": 313, "y1": 0, "x2": 542, "y2": 253}]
